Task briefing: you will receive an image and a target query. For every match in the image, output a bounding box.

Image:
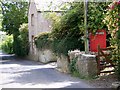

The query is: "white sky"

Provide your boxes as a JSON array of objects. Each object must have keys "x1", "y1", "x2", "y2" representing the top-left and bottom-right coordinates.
[
  {"x1": 0, "y1": 31, "x2": 6, "y2": 35},
  {"x1": 33, "y1": 0, "x2": 73, "y2": 11}
]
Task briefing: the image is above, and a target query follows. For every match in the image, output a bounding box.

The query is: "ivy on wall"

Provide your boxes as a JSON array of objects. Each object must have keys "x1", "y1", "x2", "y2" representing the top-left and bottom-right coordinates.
[
  {"x1": 34, "y1": 32, "x2": 51, "y2": 50},
  {"x1": 35, "y1": 2, "x2": 110, "y2": 56},
  {"x1": 88, "y1": 2, "x2": 110, "y2": 33}
]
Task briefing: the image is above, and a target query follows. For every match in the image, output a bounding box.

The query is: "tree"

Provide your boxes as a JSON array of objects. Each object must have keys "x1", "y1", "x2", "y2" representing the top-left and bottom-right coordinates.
[
  {"x1": 1, "y1": 1, "x2": 28, "y2": 55},
  {"x1": 0, "y1": 1, "x2": 2, "y2": 30},
  {"x1": 18, "y1": 23, "x2": 29, "y2": 56}
]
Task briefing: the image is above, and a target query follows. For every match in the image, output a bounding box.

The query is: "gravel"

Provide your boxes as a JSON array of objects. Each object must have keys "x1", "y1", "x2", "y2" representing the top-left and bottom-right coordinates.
[{"x1": 86, "y1": 73, "x2": 119, "y2": 88}]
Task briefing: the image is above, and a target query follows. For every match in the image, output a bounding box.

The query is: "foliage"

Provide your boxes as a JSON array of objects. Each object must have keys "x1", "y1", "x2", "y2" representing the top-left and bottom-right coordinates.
[
  {"x1": 1, "y1": 1, "x2": 28, "y2": 35},
  {"x1": 104, "y1": 1, "x2": 120, "y2": 38},
  {"x1": 1, "y1": 1, "x2": 28, "y2": 55},
  {"x1": 16, "y1": 23, "x2": 29, "y2": 56},
  {"x1": 35, "y1": 3, "x2": 85, "y2": 56},
  {"x1": 69, "y1": 57, "x2": 79, "y2": 76},
  {"x1": 0, "y1": 2, "x2": 2, "y2": 30},
  {"x1": 51, "y1": 3, "x2": 84, "y2": 39},
  {"x1": 44, "y1": 12, "x2": 61, "y2": 23},
  {"x1": 35, "y1": 2, "x2": 110, "y2": 56},
  {"x1": 50, "y1": 3, "x2": 85, "y2": 56},
  {"x1": 34, "y1": 32, "x2": 51, "y2": 50},
  {"x1": 1, "y1": 35, "x2": 13, "y2": 54},
  {"x1": 87, "y1": 2, "x2": 110, "y2": 33},
  {"x1": 104, "y1": 1, "x2": 120, "y2": 80},
  {"x1": 50, "y1": 2, "x2": 111, "y2": 55},
  {"x1": 51, "y1": 37, "x2": 84, "y2": 56}
]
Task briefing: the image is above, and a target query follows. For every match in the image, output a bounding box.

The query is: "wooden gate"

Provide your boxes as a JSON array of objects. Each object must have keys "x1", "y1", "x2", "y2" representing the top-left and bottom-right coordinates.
[{"x1": 96, "y1": 45, "x2": 116, "y2": 75}]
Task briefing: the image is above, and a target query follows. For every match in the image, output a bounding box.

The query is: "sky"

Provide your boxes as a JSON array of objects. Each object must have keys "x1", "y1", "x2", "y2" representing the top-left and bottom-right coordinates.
[
  {"x1": 33, "y1": 0, "x2": 72, "y2": 11},
  {"x1": 0, "y1": 31, "x2": 6, "y2": 34}
]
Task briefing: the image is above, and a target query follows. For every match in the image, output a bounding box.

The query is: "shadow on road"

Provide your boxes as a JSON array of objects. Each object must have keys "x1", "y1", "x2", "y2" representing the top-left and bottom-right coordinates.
[
  {"x1": 2, "y1": 66, "x2": 90, "y2": 88},
  {"x1": 1, "y1": 51, "x2": 92, "y2": 88}
]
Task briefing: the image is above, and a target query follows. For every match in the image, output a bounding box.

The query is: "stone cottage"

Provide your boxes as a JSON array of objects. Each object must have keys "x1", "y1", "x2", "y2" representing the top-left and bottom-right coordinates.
[
  {"x1": 28, "y1": 0, "x2": 98, "y2": 76},
  {"x1": 28, "y1": 0, "x2": 66, "y2": 63}
]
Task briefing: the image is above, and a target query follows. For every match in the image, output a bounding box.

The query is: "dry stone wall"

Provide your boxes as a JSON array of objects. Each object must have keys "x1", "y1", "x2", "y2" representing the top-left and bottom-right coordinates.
[{"x1": 68, "y1": 50, "x2": 97, "y2": 78}]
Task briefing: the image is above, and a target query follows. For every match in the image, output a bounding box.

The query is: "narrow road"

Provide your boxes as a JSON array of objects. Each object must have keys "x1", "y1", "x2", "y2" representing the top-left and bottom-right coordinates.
[{"x1": 0, "y1": 52, "x2": 93, "y2": 88}]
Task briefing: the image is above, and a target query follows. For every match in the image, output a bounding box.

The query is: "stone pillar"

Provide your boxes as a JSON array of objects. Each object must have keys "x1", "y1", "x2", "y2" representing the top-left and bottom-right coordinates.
[{"x1": 76, "y1": 54, "x2": 97, "y2": 78}]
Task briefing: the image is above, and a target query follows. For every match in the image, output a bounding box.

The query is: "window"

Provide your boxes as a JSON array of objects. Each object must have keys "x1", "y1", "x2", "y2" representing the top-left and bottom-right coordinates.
[
  {"x1": 31, "y1": 14, "x2": 34, "y2": 26},
  {"x1": 31, "y1": 35, "x2": 34, "y2": 50}
]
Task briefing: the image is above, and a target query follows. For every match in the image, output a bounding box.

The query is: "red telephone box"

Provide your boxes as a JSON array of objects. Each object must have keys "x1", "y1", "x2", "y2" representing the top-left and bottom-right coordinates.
[{"x1": 89, "y1": 30, "x2": 106, "y2": 52}]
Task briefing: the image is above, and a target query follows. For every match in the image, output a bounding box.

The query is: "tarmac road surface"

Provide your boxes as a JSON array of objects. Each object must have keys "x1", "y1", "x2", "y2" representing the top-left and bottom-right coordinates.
[{"x1": 0, "y1": 51, "x2": 93, "y2": 88}]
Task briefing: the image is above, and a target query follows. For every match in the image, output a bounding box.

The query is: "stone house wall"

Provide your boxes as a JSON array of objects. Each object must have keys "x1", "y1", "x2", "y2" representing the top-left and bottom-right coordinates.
[
  {"x1": 28, "y1": 1, "x2": 98, "y2": 76},
  {"x1": 28, "y1": 1, "x2": 52, "y2": 62}
]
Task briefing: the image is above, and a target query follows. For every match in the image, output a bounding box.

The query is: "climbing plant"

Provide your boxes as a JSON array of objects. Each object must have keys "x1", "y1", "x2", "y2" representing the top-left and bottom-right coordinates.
[
  {"x1": 34, "y1": 32, "x2": 51, "y2": 50},
  {"x1": 50, "y1": 3, "x2": 85, "y2": 56},
  {"x1": 104, "y1": 1, "x2": 120, "y2": 79},
  {"x1": 35, "y1": 2, "x2": 110, "y2": 56},
  {"x1": 69, "y1": 57, "x2": 80, "y2": 77},
  {"x1": 88, "y1": 2, "x2": 110, "y2": 33}
]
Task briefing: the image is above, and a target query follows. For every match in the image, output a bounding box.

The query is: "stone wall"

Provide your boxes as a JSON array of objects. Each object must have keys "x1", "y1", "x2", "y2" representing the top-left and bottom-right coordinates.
[
  {"x1": 57, "y1": 55, "x2": 70, "y2": 73},
  {"x1": 28, "y1": 2, "x2": 52, "y2": 61},
  {"x1": 68, "y1": 50, "x2": 97, "y2": 78},
  {"x1": 77, "y1": 54, "x2": 97, "y2": 77},
  {"x1": 28, "y1": 48, "x2": 57, "y2": 63},
  {"x1": 28, "y1": 49, "x2": 97, "y2": 77},
  {"x1": 38, "y1": 49, "x2": 57, "y2": 63}
]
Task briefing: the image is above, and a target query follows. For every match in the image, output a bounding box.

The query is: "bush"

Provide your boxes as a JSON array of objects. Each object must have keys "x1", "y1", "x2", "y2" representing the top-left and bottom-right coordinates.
[
  {"x1": 34, "y1": 32, "x2": 51, "y2": 50},
  {"x1": 51, "y1": 37, "x2": 84, "y2": 56},
  {"x1": 35, "y1": 2, "x2": 110, "y2": 57},
  {"x1": 50, "y1": 3, "x2": 85, "y2": 56},
  {"x1": 51, "y1": 3, "x2": 84, "y2": 39},
  {"x1": 104, "y1": 1, "x2": 120, "y2": 80},
  {"x1": 35, "y1": 3, "x2": 85, "y2": 56},
  {"x1": 69, "y1": 57, "x2": 78, "y2": 74},
  {"x1": 1, "y1": 35, "x2": 13, "y2": 54},
  {"x1": 87, "y1": 2, "x2": 109, "y2": 33},
  {"x1": 16, "y1": 23, "x2": 29, "y2": 56}
]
